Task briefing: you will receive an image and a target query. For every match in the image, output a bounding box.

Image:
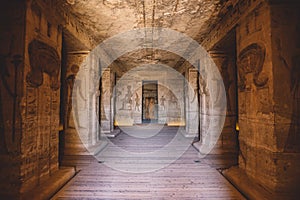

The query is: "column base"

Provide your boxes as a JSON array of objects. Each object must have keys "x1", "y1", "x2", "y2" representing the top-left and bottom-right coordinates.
[
  {"x1": 222, "y1": 166, "x2": 300, "y2": 200},
  {"x1": 22, "y1": 167, "x2": 75, "y2": 200}
]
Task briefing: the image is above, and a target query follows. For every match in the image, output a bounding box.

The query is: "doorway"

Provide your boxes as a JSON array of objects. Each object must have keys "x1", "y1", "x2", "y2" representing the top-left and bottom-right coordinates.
[{"x1": 142, "y1": 81, "x2": 158, "y2": 123}]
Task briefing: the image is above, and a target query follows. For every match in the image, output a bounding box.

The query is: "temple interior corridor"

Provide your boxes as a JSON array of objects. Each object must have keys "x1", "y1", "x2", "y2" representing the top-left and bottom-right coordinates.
[
  {"x1": 53, "y1": 126, "x2": 245, "y2": 199},
  {"x1": 0, "y1": 0, "x2": 300, "y2": 199}
]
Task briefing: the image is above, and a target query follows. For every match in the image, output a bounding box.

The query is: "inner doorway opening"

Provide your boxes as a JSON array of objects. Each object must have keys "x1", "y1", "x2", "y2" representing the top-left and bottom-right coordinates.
[{"x1": 142, "y1": 81, "x2": 158, "y2": 123}]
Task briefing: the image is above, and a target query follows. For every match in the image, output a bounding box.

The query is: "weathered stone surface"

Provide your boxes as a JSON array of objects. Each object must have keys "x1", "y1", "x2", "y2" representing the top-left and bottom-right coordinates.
[{"x1": 1, "y1": 0, "x2": 300, "y2": 199}]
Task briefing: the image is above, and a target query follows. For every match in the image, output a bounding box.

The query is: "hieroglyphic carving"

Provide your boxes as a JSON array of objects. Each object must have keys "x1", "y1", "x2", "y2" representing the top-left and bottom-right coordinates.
[
  {"x1": 27, "y1": 39, "x2": 60, "y2": 90},
  {"x1": 0, "y1": 36, "x2": 22, "y2": 153},
  {"x1": 238, "y1": 43, "x2": 268, "y2": 91}
]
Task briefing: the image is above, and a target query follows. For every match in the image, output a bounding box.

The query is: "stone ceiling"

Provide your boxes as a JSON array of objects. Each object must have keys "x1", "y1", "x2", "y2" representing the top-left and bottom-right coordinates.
[{"x1": 55, "y1": 0, "x2": 235, "y2": 72}]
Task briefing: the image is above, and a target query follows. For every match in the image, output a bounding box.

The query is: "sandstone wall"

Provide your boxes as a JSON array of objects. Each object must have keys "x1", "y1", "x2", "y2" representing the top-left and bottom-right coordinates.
[
  {"x1": 0, "y1": 0, "x2": 63, "y2": 198},
  {"x1": 236, "y1": 1, "x2": 276, "y2": 191},
  {"x1": 0, "y1": 0, "x2": 26, "y2": 197},
  {"x1": 20, "y1": 0, "x2": 62, "y2": 194},
  {"x1": 114, "y1": 65, "x2": 186, "y2": 126},
  {"x1": 202, "y1": 0, "x2": 300, "y2": 194},
  {"x1": 270, "y1": 3, "x2": 300, "y2": 192}
]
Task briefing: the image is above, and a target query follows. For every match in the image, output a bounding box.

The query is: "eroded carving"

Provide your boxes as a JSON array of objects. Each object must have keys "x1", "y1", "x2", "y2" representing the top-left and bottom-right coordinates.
[
  {"x1": 0, "y1": 36, "x2": 22, "y2": 153},
  {"x1": 199, "y1": 70, "x2": 209, "y2": 96},
  {"x1": 27, "y1": 39, "x2": 60, "y2": 90},
  {"x1": 238, "y1": 43, "x2": 268, "y2": 91}
]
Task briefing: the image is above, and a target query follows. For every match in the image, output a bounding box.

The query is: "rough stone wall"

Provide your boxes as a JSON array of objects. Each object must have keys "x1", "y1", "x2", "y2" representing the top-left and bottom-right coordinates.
[
  {"x1": 236, "y1": 1, "x2": 277, "y2": 191},
  {"x1": 21, "y1": 0, "x2": 62, "y2": 194},
  {"x1": 0, "y1": 0, "x2": 26, "y2": 198},
  {"x1": 0, "y1": 0, "x2": 63, "y2": 197},
  {"x1": 202, "y1": 0, "x2": 300, "y2": 195},
  {"x1": 270, "y1": 3, "x2": 300, "y2": 192}
]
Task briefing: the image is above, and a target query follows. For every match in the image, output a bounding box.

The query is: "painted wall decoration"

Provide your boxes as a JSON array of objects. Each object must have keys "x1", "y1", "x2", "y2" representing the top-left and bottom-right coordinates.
[
  {"x1": 120, "y1": 85, "x2": 133, "y2": 110},
  {"x1": 114, "y1": 65, "x2": 185, "y2": 125},
  {"x1": 238, "y1": 43, "x2": 268, "y2": 91},
  {"x1": 27, "y1": 39, "x2": 60, "y2": 90}
]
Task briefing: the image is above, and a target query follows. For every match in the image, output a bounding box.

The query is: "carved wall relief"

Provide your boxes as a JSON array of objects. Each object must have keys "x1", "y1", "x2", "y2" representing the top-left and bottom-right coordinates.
[
  {"x1": 65, "y1": 64, "x2": 79, "y2": 128},
  {"x1": 238, "y1": 43, "x2": 268, "y2": 91},
  {"x1": 27, "y1": 39, "x2": 60, "y2": 90},
  {"x1": 199, "y1": 70, "x2": 209, "y2": 96},
  {"x1": 0, "y1": 36, "x2": 23, "y2": 153}
]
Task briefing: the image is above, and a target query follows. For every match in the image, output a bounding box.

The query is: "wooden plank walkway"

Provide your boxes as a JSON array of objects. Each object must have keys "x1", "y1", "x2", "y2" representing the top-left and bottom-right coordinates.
[{"x1": 53, "y1": 126, "x2": 245, "y2": 199}]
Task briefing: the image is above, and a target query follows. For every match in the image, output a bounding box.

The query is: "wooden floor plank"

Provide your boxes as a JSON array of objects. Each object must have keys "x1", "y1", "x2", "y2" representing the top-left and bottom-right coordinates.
[{"x1": 53, "y1": 126, "x2": 245, "y2": 199}]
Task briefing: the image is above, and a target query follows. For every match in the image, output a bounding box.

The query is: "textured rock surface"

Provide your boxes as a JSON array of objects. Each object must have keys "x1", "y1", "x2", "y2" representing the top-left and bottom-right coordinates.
[{"x1": 1, "y1": 0, "x2": 300, "y2": 199}]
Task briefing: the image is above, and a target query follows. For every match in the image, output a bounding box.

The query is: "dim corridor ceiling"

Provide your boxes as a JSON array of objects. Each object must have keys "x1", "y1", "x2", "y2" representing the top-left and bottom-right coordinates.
[{"x1": 56, "y1": 0, "x2": 237, "y2": 71}]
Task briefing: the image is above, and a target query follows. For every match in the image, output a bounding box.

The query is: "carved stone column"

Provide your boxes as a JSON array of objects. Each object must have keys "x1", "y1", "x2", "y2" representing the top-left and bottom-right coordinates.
[
  {"x1": 184, "y1": 67, "x2": 199, "y2": 137},
  {"x1": 100, "y1": 68, "x2": 112, "y2": 134},
  {"x1": 208, "y1": 50, "x2": 238, "y2": 166}
]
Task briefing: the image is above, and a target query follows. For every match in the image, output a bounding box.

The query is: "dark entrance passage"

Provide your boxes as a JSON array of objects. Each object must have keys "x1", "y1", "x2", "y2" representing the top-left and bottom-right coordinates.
[{"x1": 142, "y1": 81, "x2": 158, "y2": 123}]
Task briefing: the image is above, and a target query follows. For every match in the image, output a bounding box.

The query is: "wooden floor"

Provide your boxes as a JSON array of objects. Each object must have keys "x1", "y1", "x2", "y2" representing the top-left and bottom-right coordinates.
[{"x1": 53, "y1": 125, "x2": 245, "y2": 200}]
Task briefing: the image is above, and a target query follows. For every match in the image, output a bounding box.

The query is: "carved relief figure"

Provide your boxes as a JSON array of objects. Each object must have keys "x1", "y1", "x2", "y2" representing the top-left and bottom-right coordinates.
[
  {"x1": 169, "y1": 93, "x2": 179, "y2": 109},
  {"x1": 65, "y1": 65, "x2": 86, "y2": 128},
  {"x1": 199, "y1": 70, "x2": 209, "y2": 96},
  {"x1": 27, "y1": 39, "x2": 61, "y2": 90},
  {"x1": 65, "y1": 65, "x2": 79, "y2": 128},
  {"x1": 120, "y1": 85, "x2": 133, "y2": 110},
  {"x1": 134, "y1": 93, "x2": 140, "y2": 111},
  {"x1": 0, "y1": 36, "x2": 22, "y2": 153},
  {"x1": 160, "y1": 95, "x2": 166, "y2": 110},
  {"x1": 100, "y1": 89, "x2": 107, "y2": 120},
  {"x1": 238, "y1": 43, "x2": 268, "y2": 91},
  {"x1": 145, "y1": 97, "x2": 155, "y2": 119}
]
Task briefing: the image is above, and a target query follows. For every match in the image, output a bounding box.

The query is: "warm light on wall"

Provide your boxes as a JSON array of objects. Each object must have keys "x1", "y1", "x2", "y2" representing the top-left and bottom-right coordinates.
[
  {"x1": 167, "y1": 120, "x2": 186, "y2": 127},
  {"x1": 236, "y1": 122, "x2": 239, "y2": 131}
]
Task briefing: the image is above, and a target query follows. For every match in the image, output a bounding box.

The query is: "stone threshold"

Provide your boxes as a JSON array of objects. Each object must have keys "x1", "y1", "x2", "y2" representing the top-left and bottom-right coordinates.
[
  {"x1": 102, "y1": 128, "x2": 121, "y2": 138},
  {"x1": 222, "y1": 166, "x2": 273, "y2": 200},
  {"x1": 22, "y1": 167, "x2": 76, "y2": 200},
  {"x1": 89, "y1": 140, "x2": 109, "y2": 156}
]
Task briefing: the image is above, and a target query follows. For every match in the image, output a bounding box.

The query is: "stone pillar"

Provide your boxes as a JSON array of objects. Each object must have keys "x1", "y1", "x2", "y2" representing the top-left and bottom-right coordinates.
[
  {"x1": 234, "y1": 2, "x2": 277, "y2": 193},
  {"x1": 184, "y1": 67, "x2": 199, "y2": 137},
  {"x1": 1, "y1": 0, "x2": 65, "y2": 198},
  {"x1": 100, "y1": 68, "x2": 112, "y2": 134},
  {"x1": 227, "y1": 1, "x2": 300, "y2": 196},
  {"x1": 0, "y1": 1, "x2": 26, "y2": 198},
  {"x1": 270, "y1": 2, "x2": 300, "y2": 194},
  {"x1": 209, "y1": 51, "x2": 238, "y2": 163},
  {"x1": 62, "y1": 52, "x2": 89, "y2": 156}
]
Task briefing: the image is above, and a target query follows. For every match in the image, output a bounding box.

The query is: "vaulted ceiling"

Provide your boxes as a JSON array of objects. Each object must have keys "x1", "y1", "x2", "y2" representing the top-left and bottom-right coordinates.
[{"x1": 55, "y1": 0, "x2": 236, "y2": 71}]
